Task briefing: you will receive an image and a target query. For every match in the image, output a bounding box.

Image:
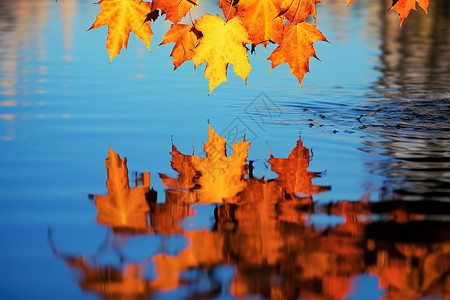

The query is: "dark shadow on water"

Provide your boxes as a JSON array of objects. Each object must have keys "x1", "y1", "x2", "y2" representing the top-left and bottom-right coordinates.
[{"x1": 360, "y1": 0, "x2": 450, "y2": 201}]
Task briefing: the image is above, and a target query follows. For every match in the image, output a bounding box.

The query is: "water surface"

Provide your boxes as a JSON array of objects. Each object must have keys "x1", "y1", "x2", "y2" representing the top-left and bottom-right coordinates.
[{"x1": 0, "y1": 0, "x2": 449, "y2": 299}]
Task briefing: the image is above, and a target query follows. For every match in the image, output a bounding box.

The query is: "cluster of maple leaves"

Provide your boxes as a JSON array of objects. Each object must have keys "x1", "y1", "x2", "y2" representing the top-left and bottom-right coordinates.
[
  {"x1": 93, "y1": 123, "x2": 330, "y2": 230},
  {"x1": 88, "y1": 0, "x2": 431, "y2": 93}
]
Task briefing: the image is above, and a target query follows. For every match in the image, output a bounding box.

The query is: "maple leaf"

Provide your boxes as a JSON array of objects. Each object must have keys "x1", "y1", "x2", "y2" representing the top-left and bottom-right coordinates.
[
  {"x1": 346, "y1": 0, "x2": 356, "y2": 6},
  {"x1": 192, "y1": 14, "x2": 252, "y2": 94},
  {"x1": 160, "y1": 123, "x2": 250, "y2": 203},
  {"x1": 191, "y1": 123, "x2": 250, "y2": 202},
  {"x1": 159, "y1": 24, "x2": 203, "y2": 70},
  {"x1": 268, "y1": 138, "x2": 330, "y2": 195},
  {"x1": 93, "y1": 147, "x2": 151, "y2": 231},
  {"x1": 159, "y1": 124, "x2": 331, "y2": 205},
  {"x1": 268, "y1": 23, "x2": 327, "y2": 86},
  {"x1": 89, "y1": 0, "x2": 153, "y2": 62},
  {"x1": 219, "y1": 0, "x2": 239, "y2": 19},
  {"x1": 390, "y1": 0, "x2": 430, "y2": 25},
  {"x1": 151, "y1": 0, "x2": 198, "y2": 24},
  {"x1": 281, "y1": 0, "x2": 322, "y2": 24},
  {"x1": 159, "y1": 145, "x2": 198, "y2": 192},
  {"x1": 144, "y1": 9, "x2": 160, "y2": 23},
  {"x1": 235, "y1": 0, "x2": 284, "y2": 46}
]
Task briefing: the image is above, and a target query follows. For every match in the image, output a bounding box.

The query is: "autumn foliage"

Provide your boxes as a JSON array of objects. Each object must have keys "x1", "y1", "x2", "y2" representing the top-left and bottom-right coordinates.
[
  {"x1": 92, "y1": 147, "x2": 153, "y2": 232},
  {"x1": 86, "y1": 0, "x2": 431, "y2": 93},
  {"x1": 51, "y1": 125, "x2": 450, "y2": 299}
]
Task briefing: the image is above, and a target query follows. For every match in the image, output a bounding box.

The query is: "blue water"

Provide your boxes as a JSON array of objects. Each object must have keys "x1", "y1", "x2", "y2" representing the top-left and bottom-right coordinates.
[{"x1": 1, "y1": 0, "x2": 449, "y2": 299}]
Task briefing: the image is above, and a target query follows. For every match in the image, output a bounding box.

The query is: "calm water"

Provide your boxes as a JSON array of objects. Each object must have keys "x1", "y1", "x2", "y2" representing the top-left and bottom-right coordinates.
[{"x1": 0, "y1": 0, "x2": 449, "y2": 299}]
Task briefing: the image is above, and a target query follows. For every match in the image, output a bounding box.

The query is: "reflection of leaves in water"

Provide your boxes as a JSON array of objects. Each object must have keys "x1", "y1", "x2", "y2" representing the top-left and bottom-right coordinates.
[
  {"x1": 331, "y1": 199, "x2": 450, "y2": 299},
  {"x1": 92, "y1": 147, "x2": 197, "y2": 234},
  {"x1": 92, "y1": 147, "x2": 153, "y2": 233},
  {"x1": 269, "y1": 138, "x2": 331, "y2": 196},
  {"x1": 160, "y1": 123, "x2": 250, "y2": 204},
  {"x1": 160, "y1": 123, "x2": 329, "y2": 204},
  {"x1": 148, "y1": 201, "x2": 196, "y2": 234},
  {"x1": 48, "y1": 229, "x2": 154, "y2": 298},
  {"x1": 51, "y1": 126, "x2": 450, "y2": 300},
  {"x1": 64, "y1": 258, "x2": 152, "y2": 298}
]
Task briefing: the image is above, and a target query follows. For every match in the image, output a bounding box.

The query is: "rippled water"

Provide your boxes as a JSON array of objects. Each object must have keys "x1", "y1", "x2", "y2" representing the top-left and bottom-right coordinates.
[{"x1": 1, "y1": 0, "x2": 449, "y2": 299}]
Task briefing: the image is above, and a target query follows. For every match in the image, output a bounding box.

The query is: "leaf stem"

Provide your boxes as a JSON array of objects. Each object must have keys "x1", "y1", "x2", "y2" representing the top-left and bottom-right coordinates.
[
  {"x1": 293, "y1": 0, "x2": 301, "y2": 23},
  {"x1": 189, "y1": 10, "x2": 194, "y2": 26},
  {"x1": 226, "y1": 0, "x2": 235, "y2": 23}
]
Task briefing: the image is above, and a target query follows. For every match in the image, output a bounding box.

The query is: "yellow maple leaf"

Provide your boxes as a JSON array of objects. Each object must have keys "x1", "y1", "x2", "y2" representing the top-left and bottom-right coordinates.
[
  {"x1": 191, "y1": 123, "x2": 250, "y2": 202},
  {"x1": 159, "y1": 24, "x2": 202, "y2": 70},
  {"x1": 268, "y1": 23, "x2": 328, "y2": 86},
  {"x1": 151, "y1": 0, "x2": 198, "y2": 24},
  {"x1": 235, "y1": 0, "x2": 284, "y2": 46},
  {"x1": 193, "y1": 14, "x2": 252, "y2": 94},
  {"x1": 89, "y1": 0, "x2": 153, "y2": 62}
]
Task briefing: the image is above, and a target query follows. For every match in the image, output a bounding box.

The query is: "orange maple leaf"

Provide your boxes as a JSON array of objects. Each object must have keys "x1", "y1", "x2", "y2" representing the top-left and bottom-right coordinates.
[
  {"x1": 151, "y1": 0, "x2": 198, "y2": 24},
  {"x1": 268, "y1": 23, "x2": 328, "y2": 86},
  {"x1": 281, "y1": 0, "x2": 322, "y2": 24},
  {"x1": 235, "y1": 0, "x2": 284, "y2": 46},
  {"x1": 159, "y1": 145, "x2": 198, "y2": 192},
  {"x1": 89, "y1": 0, "x2": 153, "y2": 62},
  {"x1": 268, "y1": 138, "x2": 330, "y2": 195},
  {"x1": 219, "y1": 0, "x2": 238, "y2": 19},
  {"x1": 346, "y1": 0, "x2": 357, "y2": 6},
  {"x1": 159, "y1": 24, "x2": 202, "y2": 70},
  {"x1": 93, "y1": 147, "x2": 151, "y2": 231},
  {"x1": 160, "y1": 123, "x2": 250, "y2": 203},
  {"x1": 193, "y1": 14, "x2": 252, "y2": 94},
  {"x1": 390, "y1": 0, "x2": 430, "y2": 25}
]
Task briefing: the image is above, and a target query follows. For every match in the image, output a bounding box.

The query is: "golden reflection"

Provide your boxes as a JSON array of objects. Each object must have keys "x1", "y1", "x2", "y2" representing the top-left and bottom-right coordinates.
[
  {"x1": 51, "y1": 126, "x2": 450, "y2": 299},
  {"x1": 91, "y1": 147, "x2": 197, "y2": 234},
  {"x1": 160, "y1": 123, "x2": 250, "y2": 204},
  {"x1": 160, "y1": 124, "x2": 329, "y2": 204},
  {"x1": 92, "y1": 147, "x2": 153, "y2": 232}
]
